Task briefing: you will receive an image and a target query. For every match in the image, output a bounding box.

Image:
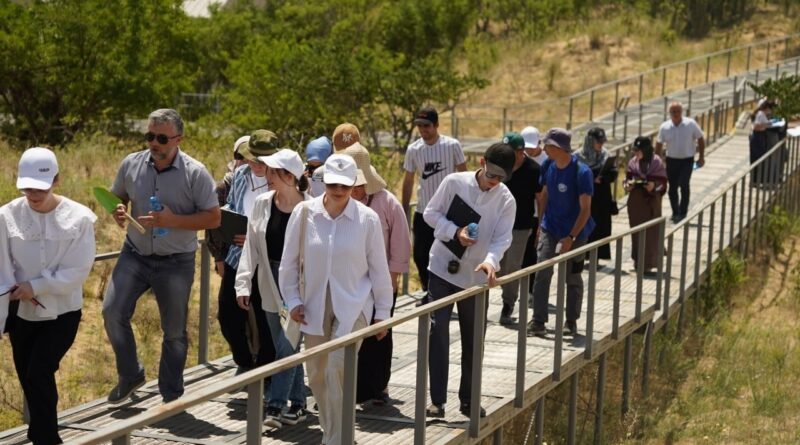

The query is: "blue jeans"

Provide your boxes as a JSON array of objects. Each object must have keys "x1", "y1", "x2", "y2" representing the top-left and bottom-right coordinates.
[
  {"x1": 102, "y1": 244, "x2": 195, "y2": 400},
  {"x1": 265, "y1": 261, "x2": 305, "y2": 409}
]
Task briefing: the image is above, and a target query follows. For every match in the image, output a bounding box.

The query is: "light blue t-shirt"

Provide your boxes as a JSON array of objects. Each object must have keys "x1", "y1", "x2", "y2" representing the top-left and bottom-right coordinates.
[{"x1": 540, "y1": 155, "x2": 596, "y2": 240}]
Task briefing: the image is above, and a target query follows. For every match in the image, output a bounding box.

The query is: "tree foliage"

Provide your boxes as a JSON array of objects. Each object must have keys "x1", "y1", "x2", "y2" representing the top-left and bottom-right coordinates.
[{"x1": 749, "y1": 75, "x2": 800, "y2": 120}]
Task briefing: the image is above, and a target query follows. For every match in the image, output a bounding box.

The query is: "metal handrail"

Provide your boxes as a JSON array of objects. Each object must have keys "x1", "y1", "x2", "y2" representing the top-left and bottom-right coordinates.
[{"x1": 70, "y1": 131, "x2": 800, "y2": 444}]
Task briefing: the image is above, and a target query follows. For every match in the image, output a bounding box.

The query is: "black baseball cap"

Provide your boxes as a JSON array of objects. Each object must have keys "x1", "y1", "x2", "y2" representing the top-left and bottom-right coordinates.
[
  {"x1": 484, "y1": 142, "x2": 515, "y2": 181},
  {"x1": 413, "y1": 106, "x2": 439, "y2": 125},
  {"x1": 588, "y1": 127, "x2": 607, "y2": 142}
]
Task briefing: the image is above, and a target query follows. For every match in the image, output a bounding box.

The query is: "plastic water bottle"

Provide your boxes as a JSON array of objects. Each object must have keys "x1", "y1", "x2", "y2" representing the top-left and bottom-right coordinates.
[
  {"x1": 149, "y1": 196, "x2": 169, "y2": 237},
  {"x1": 693, "y1": 161, "x2": 701, "y2": 170},
  {"x1": 467, "y1": 222, "x2": 479, "y2": 239}
]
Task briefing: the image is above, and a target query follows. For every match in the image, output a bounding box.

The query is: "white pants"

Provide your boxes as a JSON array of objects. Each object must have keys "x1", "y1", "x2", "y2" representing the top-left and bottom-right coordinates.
[{"x1": 305, "y1": 290, "x2": 368, "y2": 445}]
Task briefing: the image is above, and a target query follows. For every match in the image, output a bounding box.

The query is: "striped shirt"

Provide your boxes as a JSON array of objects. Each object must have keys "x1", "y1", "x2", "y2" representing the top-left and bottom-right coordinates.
[{"x1": 403, "y1": 134, "x2": 465, "y2": 213}]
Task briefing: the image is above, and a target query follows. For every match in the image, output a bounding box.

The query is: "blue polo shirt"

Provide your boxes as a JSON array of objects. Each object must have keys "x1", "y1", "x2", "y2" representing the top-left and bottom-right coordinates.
[{"x1": 540, "y1": 155, "x2": 595, "y2": 240}]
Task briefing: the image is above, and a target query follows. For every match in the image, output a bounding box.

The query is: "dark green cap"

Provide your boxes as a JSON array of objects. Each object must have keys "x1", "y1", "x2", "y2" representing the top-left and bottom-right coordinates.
[
  {"x1": 502, "y1": 132, "x2": 525, "y2": 150},
  {"x1": 240, "y1": 129, "x2": 279, "y2": 161}
]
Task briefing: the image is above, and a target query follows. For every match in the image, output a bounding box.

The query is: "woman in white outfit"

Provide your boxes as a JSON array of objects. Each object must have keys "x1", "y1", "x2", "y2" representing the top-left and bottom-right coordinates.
[
  {"x1": 0, "y1": 147, "x2": 96, "y2": 445},
  {"x1": 235, "y1": 149, "x2": 310, "y2": 428},
  {"x1": 279, "y1": 154, "x2": 393, "y2": 445}
]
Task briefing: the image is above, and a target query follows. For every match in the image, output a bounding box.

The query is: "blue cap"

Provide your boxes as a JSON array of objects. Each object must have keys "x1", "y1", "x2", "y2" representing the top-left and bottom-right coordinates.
[{"x1": 305, "y1": 136, "x2": 332, "y2": 163}]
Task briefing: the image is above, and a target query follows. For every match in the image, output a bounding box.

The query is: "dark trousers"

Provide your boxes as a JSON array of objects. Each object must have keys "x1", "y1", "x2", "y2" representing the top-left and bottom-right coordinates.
[
  {"x1": 521, "y1": 217, "x2": 540, "y2": 293},
  {"x1": 412, "y1": 212, "x2": 434, "y2": 291},
  {"x1": 428, "y1": 274, "x2": 488, "y2": 406},
  {"x1": 666, "y1": 156, "x2": 694, "y2": 217},
  {"x1": 10, "y1": 310, "x2": 81, "y2": 445},
  {"x1": 217, "y1": 263, "x2": 275, "y2": 370},
  {"x1": 356, "y1": 291, "x2": 398, "y2": 403}
]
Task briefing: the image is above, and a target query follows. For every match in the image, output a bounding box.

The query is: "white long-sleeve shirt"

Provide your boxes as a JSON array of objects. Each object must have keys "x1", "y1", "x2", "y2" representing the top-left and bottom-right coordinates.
[
  {"x1": 423, "y1": 171, "x2": 516, "y2": 289},
  {"x1": 279, "y1": 195, "x2": 393, "y2": 337},
  {"x1": 0, "y1": 197, "x2": 96, "y2": 331}
]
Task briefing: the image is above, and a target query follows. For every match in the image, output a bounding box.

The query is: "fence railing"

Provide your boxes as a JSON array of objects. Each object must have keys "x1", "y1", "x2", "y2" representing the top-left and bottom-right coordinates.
[
  {"x1": 68, "y1": 130, "x2": 800, "y2": 444},
  {"x1": 449, "y1": 33, "x2": 800, "y2": 140}
]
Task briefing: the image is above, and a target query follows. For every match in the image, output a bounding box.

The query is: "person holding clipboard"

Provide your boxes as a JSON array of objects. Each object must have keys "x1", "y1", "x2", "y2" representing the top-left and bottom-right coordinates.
[
  {"x1": 422, "y1": 143, "x2": 516, "y2": 419},
  {"x1": 216, "y1": 130, "x2": 279, "y2": 378}
]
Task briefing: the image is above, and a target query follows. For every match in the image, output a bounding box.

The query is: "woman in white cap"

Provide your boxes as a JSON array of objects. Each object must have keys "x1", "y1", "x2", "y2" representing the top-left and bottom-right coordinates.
[
  {"x1": 235, "y1": 149, "x2": 310, "y2": 428},
  {"x1": 0, "y1": 147, "x2": 96, "y2": 445},
  {"x1": 280, "y1": 153, "x2": 393, "y2": 445}
]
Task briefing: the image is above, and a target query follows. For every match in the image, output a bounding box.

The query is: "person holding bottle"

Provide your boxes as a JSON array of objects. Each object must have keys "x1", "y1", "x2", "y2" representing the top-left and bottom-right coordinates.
[{"x1": 102, "y1": 108, "x2": 220, "y2": 405}]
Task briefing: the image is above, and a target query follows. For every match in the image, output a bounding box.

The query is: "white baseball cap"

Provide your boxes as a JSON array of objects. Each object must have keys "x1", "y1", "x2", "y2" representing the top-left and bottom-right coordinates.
[
  {"x1": 521, "y1": 126, "x2": 541, "y2": 149},
  {"x1": 323, "y1": 153, "x2": 358, "y2": 186},
  {"x1": 259, "y1": 149, "x2": 305, "y2": 180},
  {"x1": 17, "y1": 147, "x2": 58, "y2": 190}
]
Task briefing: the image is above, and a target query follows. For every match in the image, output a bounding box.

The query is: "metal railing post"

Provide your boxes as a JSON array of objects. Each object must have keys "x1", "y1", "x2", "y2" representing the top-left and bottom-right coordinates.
[
  {"x1": 568, "y1": 98, "x2": 574, "y2": 130},
  {"x1": 621, "y1": 335, "x2": 632, "y2": 414},
  {"x1": 726, "y1": 50, "x2": 732, "y2": 76},
  {"x1": 663, "y1": 234, "x2": 674, "y2": 321},
  {"x1": 198, "y1": 243, "x2": 211, "y2": 364},
  {"x1": 553, "y1": 262, "x2": 567, "y2": 380},
  {"x1": 502, "y1": 107, "x2": 508, "y2": 134},
  {"x1": 641, "y1": 321, "x2": 653, "y2": 397},
  {"x1": 246, "y1": 380, "x2": 264, "y2": 444},
  {"x1": 469, "y1": 290, "x2": 487, "y2": 438},
  {"x1": 593, "y1": 353, "x2": 607, "y2": 445},
  {"x1": 638, "y1": 103, "x2": 643, "y2": 136},
  {"x1": 707, "y1": 204, "x2": 715, "y2": 293},
  {"x1": 112, "y1": 436, "x2": 131, "y2": 445},
  {"x1": 590, "y1": 89, "x2": 595, "y2": 121},
  {"x1": 341, "y1": 343, "x2": 358, "y2": 445},
  {"x1": 766, "y1": 41, "x2": 771, "y2": 66},
  {"x1": 705, "y1": 56, "x2": 711, "y2": 83},
  {"x1": 638, "y1": 74, "x2": 644, "y2": 103},
  {"x1": 720, "y1": 193, "x2": 727, "y2": 252},
  {"x1": 567, "y1": 373, "x2": 578, "y2": 445},
  {"x1": 612, "y1": 111, "x2": 617, "y2": 139},
  {"x1": 623, "y1": 114, "x2": 629, "y2": 143},
  {"x1": 710, "y1": 82, "x2": 715, "y2": 106},
  {"x1": 687, "y1": 89, "x2": 692, "y2": 117},
  {"x1": 684, "y1": 61, "x2": 690, "y2": 89},
  {"x1": 730, "y1": 183, "x2": 737, "y2": 248},
  {"x1": 661, "y1": 67, "x2": 667, "y2": 95},
  {"x1": 534, "y1": 397, "x2": 545, "y2": 445},
  {"x1": 414, "y1": 313, "x2": 430, "y2": 445},
  {"x1": 746, "y1": 46, "x2": 752, "y2": 70},
  {"x1": 655, "y1": 219, "x2": 666, "y2": 311},
  {"x1": 516, "y1": 275, "x2": 529, "y2": 407},
  {"x1": 677, "y1": 224, "x2": 690, "y2": 337},
  {"x1": 585, "y1": 249, "x2": 597, "y2": 359},
  {"x1": 694, "y1": 211, "x2": 704, "y2": 298},
  {"x1": 635, "y1": 226, "x2": 645, "y2": 323},
  {"x1": 612, "y1": 239, "x2": 623, "y2": 339}
]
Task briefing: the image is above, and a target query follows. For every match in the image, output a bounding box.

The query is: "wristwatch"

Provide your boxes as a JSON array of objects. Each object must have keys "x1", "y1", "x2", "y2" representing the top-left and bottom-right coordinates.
[{"x1": 568, "y1": 234, "x2": 576, "y2": 241}]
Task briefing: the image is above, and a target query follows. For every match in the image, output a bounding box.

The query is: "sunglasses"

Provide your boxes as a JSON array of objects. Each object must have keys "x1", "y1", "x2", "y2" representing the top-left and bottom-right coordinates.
[
  {"x1": 305, "y1": 164, "x2": 319, "y2": 174},
  {"x1": 145, "y1": 132, "x2": 181, "y2": 144},
  {"x1": 485, "y1": 171, "x2": 506, "y2": 181}
]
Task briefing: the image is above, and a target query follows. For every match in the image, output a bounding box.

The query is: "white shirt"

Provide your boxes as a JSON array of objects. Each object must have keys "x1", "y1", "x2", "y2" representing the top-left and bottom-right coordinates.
[
  {"x1": 657, "y1": 117, "x2": 704, "y2": 159},
  {"x1": 423, "y1": 172, "x2": 516, "y2": 289},
  {"x1": 0, "y1": 197, "x2": 96, "y2": 331},
  {"x1": 279, "y1": 195, "x2": 393, "y2": 337},
  {"x1": 241, "y1": 173, "x2": 268, "y2": 217},
  {"x1": 235, "y1": 191, "x2": 311, "y2": 313},
  {"x1": 403, "y1": 134, "x2": 466, "y2": 213}
]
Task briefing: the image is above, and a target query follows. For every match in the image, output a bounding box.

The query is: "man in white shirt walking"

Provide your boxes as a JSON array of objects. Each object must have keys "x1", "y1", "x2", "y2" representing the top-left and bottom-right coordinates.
[
  {"x1": 402, "y1": 106, "x2": 467, "y2": 294},
  {"x1": 423, "y1": 143, "x2": 516, "y2": 419},
  {"x1": 656, "y1": 102, "x2": 706, "y2": 222}
]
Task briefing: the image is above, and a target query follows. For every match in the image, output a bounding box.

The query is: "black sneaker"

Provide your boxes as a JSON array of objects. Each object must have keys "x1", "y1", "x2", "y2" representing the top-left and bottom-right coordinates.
[
  {"x1": 264, "y1": 407, "x2": 282, "y2": 428},
  {"x1": 564, "y1": 320, "x2": 578, "y2": 336},
  {"x1": 108, "y1": 375, "x2": 146, "y2": 406},
  {"x1": 499, "y1": 303, "x2": 515, "y2": 325},
  {"x1": 459, "y1": 402, "x2": 486, "y2": 418},
  {"x1": 281, "y1": 405, "x2": 307, "y2": 425},
  {"x1": 426, "y1": 403, "x2": 445, "y2": 418},
  {"x1": 526, "y1": 321, "x2": 546, "y2": 337}
]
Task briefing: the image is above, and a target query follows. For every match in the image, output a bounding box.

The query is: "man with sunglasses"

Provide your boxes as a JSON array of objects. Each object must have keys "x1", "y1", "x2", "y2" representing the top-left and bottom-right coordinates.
[
  {"x1": 422, "y1": 142, "x2": 516, "y2": 419},
  {"x1": 402, "y1": 106, "x2": 467, "y2": 296},
  {"x1": 102, "y1": 108, "x2": 220, "y2": 405}
]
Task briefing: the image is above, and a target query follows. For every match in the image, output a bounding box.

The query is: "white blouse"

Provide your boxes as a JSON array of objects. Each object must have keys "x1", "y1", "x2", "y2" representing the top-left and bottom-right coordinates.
[
  {"x1": 0, "y1": 197, "x2": 97, "y2": 331},
  {"x1": 279, "y1": 195, "x2": 393, "y2": 337}
]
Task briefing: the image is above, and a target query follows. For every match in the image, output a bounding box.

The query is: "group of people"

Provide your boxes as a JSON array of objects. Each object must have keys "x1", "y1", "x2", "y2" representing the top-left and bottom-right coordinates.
[{"x1": 0, "y1": 101, "x2": 709, "y2": 444}]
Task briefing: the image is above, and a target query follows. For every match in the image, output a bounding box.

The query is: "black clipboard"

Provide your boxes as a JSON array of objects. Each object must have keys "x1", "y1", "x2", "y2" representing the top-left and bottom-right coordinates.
[
  {"x1": 602, "y1": 156, "x2": 617, "y2": 174},
  {"x1": 442, "y1": 194, "x2": 481, "y2": 259},
  {"x1": 219, "y1": 208, "x2": 249, "y2": 244}
]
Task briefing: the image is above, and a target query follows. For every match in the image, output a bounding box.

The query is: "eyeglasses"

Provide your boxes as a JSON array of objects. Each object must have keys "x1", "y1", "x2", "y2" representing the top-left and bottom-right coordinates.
[
  {"x1": 305, "y1": 164, "x2": 319, "y2": 174},
  {"x1": 485, "y1": 171, "x2": 506, "y2": 181},
  {"x1": 145, "y1": 132, "x2": 181, "y2": 144}
]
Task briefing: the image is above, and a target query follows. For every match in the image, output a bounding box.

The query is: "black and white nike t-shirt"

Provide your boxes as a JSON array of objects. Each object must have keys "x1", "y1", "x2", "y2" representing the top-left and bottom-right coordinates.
[{"x1": 403, "y1": 134, "x2": 465, "y2": 214}]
